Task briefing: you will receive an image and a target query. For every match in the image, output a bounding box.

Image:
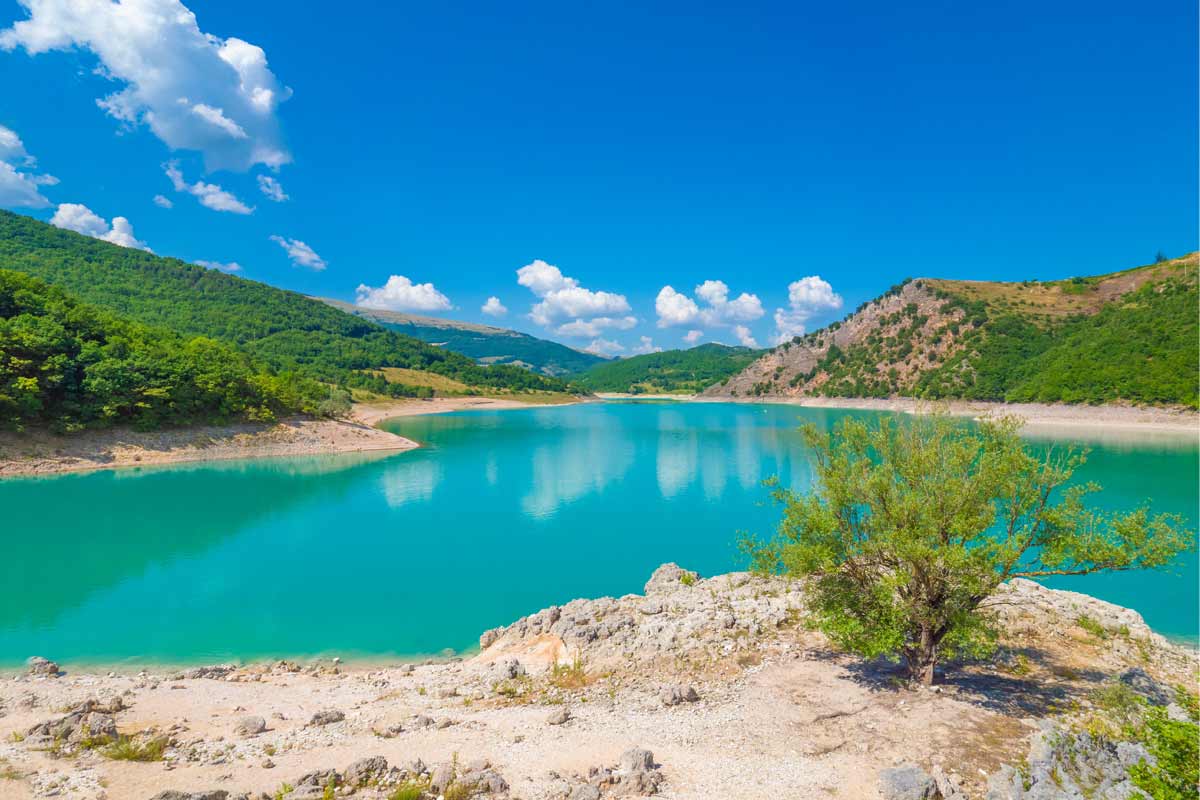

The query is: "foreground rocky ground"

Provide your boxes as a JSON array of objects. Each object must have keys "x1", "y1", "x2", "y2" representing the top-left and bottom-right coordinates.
[{"x1": 0, "y1": 565, "x2": 1194, "y2": 800}]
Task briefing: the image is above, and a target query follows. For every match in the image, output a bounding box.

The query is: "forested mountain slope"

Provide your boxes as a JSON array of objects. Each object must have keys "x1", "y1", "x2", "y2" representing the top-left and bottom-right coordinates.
[
  {"x1": 574, "y1": 343, "x2": 759, "y2": 394},
  {"x1": 0, "y1": 211, "x2": 569, "y2": 396},
  {"x1": 320, "y1": 299, "x2": 605, "y2": 377},
  {"x1": 705, "y1": 254, "x2": 1199, "y2": 407},
  {"x1": 0, "y1": 270, "x2": 324, "y2": 431}
]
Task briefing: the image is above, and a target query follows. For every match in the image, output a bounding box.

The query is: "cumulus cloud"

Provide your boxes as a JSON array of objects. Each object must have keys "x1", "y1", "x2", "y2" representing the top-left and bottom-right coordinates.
[
  {"x1": 165, "y1": 161, "x2": 253, "y2": 214},
  {"x1": 516, "y1": 259, "x2": 633, "y2": 336},
  {"x1": 0, "y1": 123, "x2": 54, "y2": 208},
  {"x1": 257, "y1": 174, "x2": 288, "y2": 202},
  {"x1": 356, "y1": 275, "x2": 452, "y2": 312},
  {"x1": 733, "y1": 324, "x2": 759, "y2": 348},
  {"x1": 584, "y1": 338, "x2": 624, "y2": 357},
  {"x1": 0, "y1": 0, "x2": 291, "y2": 172},
  {"x1": 50, "y1": 202, "x2": 150, "y2": 250},
  {"x1": 771, "y1": 275, "x2": 843, "y2": 344},
  {"x1": 631, "y1": 336, "x2": 662, "y2": 355},
  {"x1": 195, "y1": 259, "x2": 241, "y2": 272},
  {"x1": 152, "y1": 194, "x2": 173, "y2": 209},
  {"x1": 683, "y1": 329, "x2": 704, "y2": 345},
  {"x1": 655, "y1": 280, "x2": 763, "y2": 329},
  {"x1": 269, "y1": 235, "x2": 325, "y2": 270},
  {"x1": 554, "y1": 316, "x2": 636, "y2": 338},
  {"x1": 481, "y1": 296, "x2": 507, "y2": 317}
]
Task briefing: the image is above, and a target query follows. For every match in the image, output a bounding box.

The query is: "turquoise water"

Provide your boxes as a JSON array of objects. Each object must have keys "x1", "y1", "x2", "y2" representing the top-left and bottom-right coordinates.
[{"x1": 0, "y1": 402, "x2": 1195, "y2": 665}]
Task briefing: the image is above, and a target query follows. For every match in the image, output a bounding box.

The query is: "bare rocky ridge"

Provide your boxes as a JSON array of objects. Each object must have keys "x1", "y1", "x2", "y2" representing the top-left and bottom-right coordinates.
[{"x1": 0, "y1": 565, "x2": 1193, "y2": 800}]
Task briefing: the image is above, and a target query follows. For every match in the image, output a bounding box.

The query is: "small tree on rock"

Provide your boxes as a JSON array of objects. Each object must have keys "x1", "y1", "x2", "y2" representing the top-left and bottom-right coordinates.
[{"x1": 744, "y1": 413, "x2": 1193, "y2": 685}]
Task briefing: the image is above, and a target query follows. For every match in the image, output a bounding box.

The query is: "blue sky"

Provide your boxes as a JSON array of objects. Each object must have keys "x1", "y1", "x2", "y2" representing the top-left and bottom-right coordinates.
[{"x1": 1, "y1": 0, "x2": 1196, "y2": 356}]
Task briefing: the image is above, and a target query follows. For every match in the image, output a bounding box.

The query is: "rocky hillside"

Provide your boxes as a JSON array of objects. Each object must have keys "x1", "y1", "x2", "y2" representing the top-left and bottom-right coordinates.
[{"x1": 705, "y1": 253, "x2": 1199, "y2": 406}]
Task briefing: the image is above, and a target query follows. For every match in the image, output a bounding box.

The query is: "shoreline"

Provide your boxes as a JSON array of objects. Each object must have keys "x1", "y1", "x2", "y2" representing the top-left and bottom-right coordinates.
[
  {"x1": 1, "y1": 567, "x2": 1194, "y2": 800},
  {"x1": 694, "y1": 394, "x2": 1200, "y2": 434},
  {"x1": 0, "y1": 416, "x2": 418, "y2": 479},
  {"x1": 351, "y1": 395, "x2": 582, "y2": 426}
]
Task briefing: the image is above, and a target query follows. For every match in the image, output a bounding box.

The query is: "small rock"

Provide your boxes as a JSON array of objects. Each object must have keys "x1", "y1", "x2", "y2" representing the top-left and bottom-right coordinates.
[
  {"x1": 878, "y1": 765, "x2": 936, "y2": 800},
  {"x1": 307, "y1": 709, "x2": 345, "y2": 726},
  {"x1": 232, "y1": 716, "x2": 266, "y2": 737},
  {"x1": 569, "y1": 785, "x2": 601, "y2": 800},
  {"x1": 261, "y1": 758, "x2": 275, "y2": 769},
  {"x1": 659, "y1": 684, "x2": 700, "y2": 706},
  {"x1": 344, "y1": 755, "x2": 389, "y2": 786},
  {"x1": 619, "y1": 747, "x2": 655, "y2": 773},
  {"x1": 546, "y1": 707, "x2": 572, "y2": 725},
  {"x1": 26, "y1": 656, "x2": 60, "y2": 677}
]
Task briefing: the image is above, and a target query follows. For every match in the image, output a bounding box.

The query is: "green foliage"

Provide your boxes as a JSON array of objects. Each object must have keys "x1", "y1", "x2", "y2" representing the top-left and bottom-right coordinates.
[
  {"x1": 743, "y1": 413, "x2": 1194, "y2": 684},
  {"x1": 0, "y1": 211, "x2": 569, "y2": 397},
  {"x1": 0, "y1": 269, "x2": 325, "y2": 431},
  {"x1": 388, "y1": 778, "x2": 431, "y2": 800},
  {"x1": 1130, "y1": 703, "x2": 1200, "y2": 800},
  {"x1": 574, "y1": 343, "x2": 758, "y2": 393},
  {"x1": 101, "y1": 735, "x2": 167, "y2": 762}
]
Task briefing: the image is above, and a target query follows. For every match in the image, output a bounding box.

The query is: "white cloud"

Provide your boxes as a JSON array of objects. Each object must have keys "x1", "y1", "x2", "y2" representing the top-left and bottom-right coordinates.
[
  {"x1": 0, "y1": 123, "x2": 53, "y2": 208},
  {"x1": 269, "y1": 235, "x2": 326, "y2": 270},
  {"x1": 165, "y1": 161, "x2": 253, "y2": 214},
  {"x1": 554, "y1": 316, "x2": 637, "y2": 338},
  {"x1": 584, "y1": 338, "x2": 624, "y2": 357},
  {"x1": 516, "y1": 259, "x2": 633, "y2": 336},
  {"x1": 733, "y1": 324, "x2": 759, "y2": 348},
  {"x1": 50, "y1": 202, "x2": 150, "y2": 250},
  {"x1": 257, "y1": 174, "x2": 288, "y2": 202},
  {"x1": 481, "y1": 296, "x2": 507, "y2": 317},
  {"x1": 0, "y1": 0, "x2": 291, "y2": 172},
  {"x1": 152, "y1": 194, "x2": 173, "y2": 209},
  {"x1": 683, "y1": 329, "x2": 704, "y2": 344},
  {"x1": 771, "y1": 275, "x2": 843, "y2": 344},
  {"x1": 355, "y1": 275, "x2": 452, "y2": 312},
  {"x1": 655, "y1": 279, "x2": 764, "y2": 329},
  {"x1": 195, "y1": 259, "x2": 241, "y2": 272},
  {"x1": 631, "y1": 336, "x2": 662, "y2": 355}
]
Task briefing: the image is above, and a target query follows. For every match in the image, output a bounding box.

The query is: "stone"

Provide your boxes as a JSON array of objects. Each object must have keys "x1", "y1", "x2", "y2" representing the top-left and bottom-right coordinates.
[
  {"x1": 490, "y1": 657, "x2": 526, "y2": 681},
  {"x1": 643, "y1": 563, "x2": 699, "y2": 595},
  {"x1": 307, "y1": 709, "x2": 345, "y2": 726},
  {"x1": 344, "y1": 756, "x2": 388, "y2": 786},
  {"x1": 546, "y1": 707, "x2": 571, "y2": 725},
  {"x1": 429, "y1": 763, "x2": 455, "y2": 793},
  {"x1": 878, "y1": 765, "x2": 937, "y2": 800},
  {"x1": 659, "y1": 684, "x2": 700, "y2": 706},
  {"x1": 619, "y1": 747, "x2": 655, "y2": 773},
  {"x1": 148, "y1": 793, "x2": 229, "y2": 800},
  {"x1": 232, "y1": 716, "x2": 266, "y2": 736},
  {"x1": 26, "y1": 656, "x2": 60, "y2": 677},
  {"x1": 569, "y1": 785, "x2": 601, "y2": 800},
  {"x1": 181, "y1": 665, "x2": 235, "y2": 680}
]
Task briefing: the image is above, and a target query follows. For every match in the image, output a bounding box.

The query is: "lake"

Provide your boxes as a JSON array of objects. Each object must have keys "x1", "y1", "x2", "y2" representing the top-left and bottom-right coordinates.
[{"x1": 1, "y1": 401, "x2": 1195, "y2": 665}]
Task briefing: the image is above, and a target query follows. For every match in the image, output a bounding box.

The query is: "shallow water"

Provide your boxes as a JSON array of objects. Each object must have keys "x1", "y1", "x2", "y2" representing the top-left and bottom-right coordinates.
[{"x1": 1, "y1": 402, "x2": 1195, "y2": 665}]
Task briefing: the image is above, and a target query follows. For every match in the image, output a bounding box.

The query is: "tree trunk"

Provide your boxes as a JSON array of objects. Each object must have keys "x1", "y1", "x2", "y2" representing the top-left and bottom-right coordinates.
[{"x1": 906, "y1": 627, "x2": 939, "y2": 686}]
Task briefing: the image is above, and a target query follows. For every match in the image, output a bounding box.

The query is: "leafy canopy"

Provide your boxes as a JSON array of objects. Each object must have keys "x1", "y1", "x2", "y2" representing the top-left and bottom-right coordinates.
[{"x1": 744, "y1": 412, "x2": 1194, "y2": 683}]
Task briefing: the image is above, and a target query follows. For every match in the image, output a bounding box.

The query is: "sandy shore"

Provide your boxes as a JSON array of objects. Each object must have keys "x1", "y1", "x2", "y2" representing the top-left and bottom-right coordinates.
[
  {"x1": 0, "y1": 566, "x2": 1193, "y2": 800},
  {"x1": 0, "y1": 417, "x2": 418, "y2": 478},
  {"x1": 351, "y1": 395, "x2": 580, "y2": 426},
  {"x1": 695, "y1": 395, "x2": 1199, "y2": 435}
]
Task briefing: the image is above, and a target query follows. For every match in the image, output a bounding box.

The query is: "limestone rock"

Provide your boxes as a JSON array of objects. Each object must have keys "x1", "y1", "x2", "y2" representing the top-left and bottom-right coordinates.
[
  {"x1": 306, "y1": 709, "x2": 345, "y2": 726},
  {"x1": 546, "y1": 706, "x2": 571, "y2": 725},
  {"x1": 659, "y1": 684, "x2": 700, "y2": 706},
  {"x1": 232, "y1": 716, "x2": 266, "y2": 737},
  {"x1": 878, "y1": 765, "x2": 937, "y2": 800},
  {"x1": 26, "y1": 656, "x2": 60, "y2": 677}
]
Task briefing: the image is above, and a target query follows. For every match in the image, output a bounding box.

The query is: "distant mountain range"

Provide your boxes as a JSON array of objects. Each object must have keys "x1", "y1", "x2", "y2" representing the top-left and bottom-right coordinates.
[
  {"x1": 319, "y1": 299, "x2": 606, "y2": 378},
  {"x1": 705, "y1": 253, "x2": 1199, "y2": 407}
]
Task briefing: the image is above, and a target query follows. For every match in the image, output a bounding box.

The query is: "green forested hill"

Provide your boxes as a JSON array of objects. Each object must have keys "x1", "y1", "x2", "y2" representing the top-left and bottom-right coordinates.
[
  {"x1": 320, "y1": 299, "x2": 606, "y2": 377},
  {"x1": 0, "y1": 211, "x2": 568, "y2": 396},
  {"x1": 711, "y1": 254, "x2": 1199, "y2": 407},
  {"x1": 574, "y1": 343, "x2": 759, "y2": 393},
  {"x1": 0, "y1": 269, "x2": 325, "y2": 431}
]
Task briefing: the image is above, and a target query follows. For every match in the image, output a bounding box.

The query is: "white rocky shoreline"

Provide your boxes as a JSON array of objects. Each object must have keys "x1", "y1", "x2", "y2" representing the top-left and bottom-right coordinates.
[{"x1": 0, "y1": 565, "x2": 1195, "y2": 800}]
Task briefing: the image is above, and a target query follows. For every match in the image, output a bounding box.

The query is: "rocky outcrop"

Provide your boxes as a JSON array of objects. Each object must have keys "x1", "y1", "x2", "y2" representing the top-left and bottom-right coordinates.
[
  {"x1": 547, "y1": 747, "x2": 665, "y2": 798},
  {"x1": 986, "y1": 721, "x2": 1153, "y2": 800},
  {"x1": 25, "y1": 697, "x2": 126, "y2": 750},
  {"x1": 478, "y1": 563, "x2": 805, "y2": 670},
  {"x1": 25, "y1": 657, "x2": 60, "y2": 678}
]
